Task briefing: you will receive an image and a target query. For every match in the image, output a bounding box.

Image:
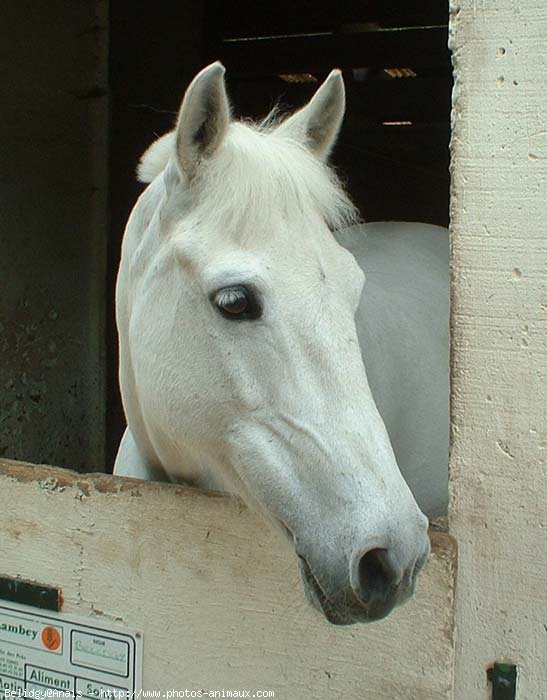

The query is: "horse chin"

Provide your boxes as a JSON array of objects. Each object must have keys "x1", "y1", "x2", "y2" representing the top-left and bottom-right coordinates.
[{"x1": 297, "y1": 555, "x2": 401, "y2": 626}]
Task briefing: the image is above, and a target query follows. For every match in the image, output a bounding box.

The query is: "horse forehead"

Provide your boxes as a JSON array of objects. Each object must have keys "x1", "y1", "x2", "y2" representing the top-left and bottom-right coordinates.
[{"x1": 172, "y1": 214, "x2": 339, "y2": 274}]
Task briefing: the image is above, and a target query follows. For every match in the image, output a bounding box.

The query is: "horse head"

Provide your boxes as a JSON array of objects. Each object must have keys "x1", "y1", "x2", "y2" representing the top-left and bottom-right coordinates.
[{"x1": 117, "y1": 63, "x2": 430, "y2": 624}]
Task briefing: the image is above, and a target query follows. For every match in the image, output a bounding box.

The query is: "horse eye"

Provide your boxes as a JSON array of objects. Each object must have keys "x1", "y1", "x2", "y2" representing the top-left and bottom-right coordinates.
[{"x1": 213, "y1": 286, "x2": 261, "y2": 320}]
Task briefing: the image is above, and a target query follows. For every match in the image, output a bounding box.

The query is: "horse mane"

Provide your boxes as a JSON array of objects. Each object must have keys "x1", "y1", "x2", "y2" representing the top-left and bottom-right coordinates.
[
  {"x1": 137, "y1": 132, "x2": 176, "y2": 183},
  {"x1": 137, "y1": 118, "x2": 359, "y2": 232}
]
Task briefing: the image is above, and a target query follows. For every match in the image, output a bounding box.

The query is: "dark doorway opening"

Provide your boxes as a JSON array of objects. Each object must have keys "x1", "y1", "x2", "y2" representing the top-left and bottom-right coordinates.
[{"x1": 107, "y1": 2, "x2": 452, "y2": 467}]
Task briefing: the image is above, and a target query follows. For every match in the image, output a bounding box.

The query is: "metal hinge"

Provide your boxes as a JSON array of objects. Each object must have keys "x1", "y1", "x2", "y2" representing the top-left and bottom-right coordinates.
[{"x1": 487, "y1": 662, "x2": 518, "y2": 700}]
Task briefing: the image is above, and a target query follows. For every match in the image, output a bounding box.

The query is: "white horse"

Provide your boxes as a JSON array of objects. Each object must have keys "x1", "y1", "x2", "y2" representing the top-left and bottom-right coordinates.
[{"x1": 114, "y1": 62, "x2": 448, "y2": 625}]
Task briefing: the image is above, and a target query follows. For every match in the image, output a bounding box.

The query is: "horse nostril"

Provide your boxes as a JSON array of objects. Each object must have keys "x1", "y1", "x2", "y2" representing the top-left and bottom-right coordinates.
[{"x1": 357, "y1": 548, "x2": 400, "y2": 603}]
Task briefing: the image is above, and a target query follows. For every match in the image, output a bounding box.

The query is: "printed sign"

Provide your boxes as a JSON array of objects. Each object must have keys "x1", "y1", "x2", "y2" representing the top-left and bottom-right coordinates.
[{"x1": 0, "y1": 601, "x2": 142, "y2": 699}]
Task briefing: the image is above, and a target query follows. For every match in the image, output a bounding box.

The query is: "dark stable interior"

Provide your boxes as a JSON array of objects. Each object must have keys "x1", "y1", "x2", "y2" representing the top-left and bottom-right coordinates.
[{"x1": 108, "y1": 1, "x2": 452, "y2": 466}]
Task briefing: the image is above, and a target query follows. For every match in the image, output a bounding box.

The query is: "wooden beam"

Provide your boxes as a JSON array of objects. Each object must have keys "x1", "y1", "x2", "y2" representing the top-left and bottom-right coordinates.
[{"x1": 216, "y1": 27, "x2": 450, "y2": 76}]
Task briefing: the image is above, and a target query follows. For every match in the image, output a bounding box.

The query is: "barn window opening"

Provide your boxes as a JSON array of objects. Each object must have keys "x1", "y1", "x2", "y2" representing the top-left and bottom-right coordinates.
[
  {"x1": 0, "y1": 0, "x2": 452, "y2": 521},
  {"x1": 103, "y1": 1, "x2": 453, "y2": 519}
]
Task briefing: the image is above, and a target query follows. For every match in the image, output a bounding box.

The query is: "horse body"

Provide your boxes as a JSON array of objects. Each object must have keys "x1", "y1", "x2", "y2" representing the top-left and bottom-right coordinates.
[
  {"x1": 337, "y1": 222, "x2": 449, "y2": 518},
  {"x1": 113, "y1": 63, "x2": 445, "y2": 624}
]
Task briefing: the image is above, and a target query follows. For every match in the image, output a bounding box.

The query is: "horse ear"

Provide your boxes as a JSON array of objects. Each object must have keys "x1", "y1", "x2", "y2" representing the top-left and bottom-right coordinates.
[
  {"x1": 175, "y1": 61, "x2": 230, "y2": 181},
  {"x1": 276, "y1": 69, "x2": 345, "y2": 160}
]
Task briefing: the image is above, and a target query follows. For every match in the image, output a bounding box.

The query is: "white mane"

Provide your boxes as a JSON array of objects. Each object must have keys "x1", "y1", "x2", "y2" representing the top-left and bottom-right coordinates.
[
  {"x1": 137, "y1": 132, "x2": 175, "y2": 184},
  {"x1": 138, "y1": 121, "x2": 359, "y2": 233}
]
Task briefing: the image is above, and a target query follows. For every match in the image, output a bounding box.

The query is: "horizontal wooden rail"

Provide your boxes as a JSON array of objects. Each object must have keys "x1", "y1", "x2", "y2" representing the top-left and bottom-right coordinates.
[
  {"x1": 231, "y1": 75, "x2": 451, "y2": 124},
  {"x1": 213, "y1": 1, "x2": 448, "y2": 39},
  {"x1": 214, "y1": 27, "x2": 450, "y2": 76}
]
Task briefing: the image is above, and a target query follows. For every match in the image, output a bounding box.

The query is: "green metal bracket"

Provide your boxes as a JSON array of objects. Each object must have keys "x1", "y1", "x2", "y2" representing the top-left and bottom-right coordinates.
[
  {"x1": 0, "y1": 575, "x2": 62, "y2": 611},
  {"x1": 487, "y1": 662, "x2": 518, "y2": 700}
]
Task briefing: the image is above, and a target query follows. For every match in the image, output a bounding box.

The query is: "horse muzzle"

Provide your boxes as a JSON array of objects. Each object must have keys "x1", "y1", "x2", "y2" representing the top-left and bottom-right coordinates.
[{"x1": 297, "y1": 537, "x2": 430, "y2": 625}]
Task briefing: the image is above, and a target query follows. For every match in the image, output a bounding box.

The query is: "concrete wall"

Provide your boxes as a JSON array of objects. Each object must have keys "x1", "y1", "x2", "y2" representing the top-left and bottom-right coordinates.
[
  {"x1": 0, "y1": 460, "x2": 457, "y2": 700},
  {"x1": 449, "y1": 0, "x2": 547, "y2": 696},
  {"x1": 0, "y1": 2, "x2": 108, "y2": 470}
]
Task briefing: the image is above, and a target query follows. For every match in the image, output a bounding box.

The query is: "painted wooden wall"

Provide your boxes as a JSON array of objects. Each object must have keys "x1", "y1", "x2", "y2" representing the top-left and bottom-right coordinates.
[
  {"x1": 449, "y1": 0, "x2": 547, "y2": 696},
  {"x1": 0, "y1": 461, "x2": 456, "y2": 699}
]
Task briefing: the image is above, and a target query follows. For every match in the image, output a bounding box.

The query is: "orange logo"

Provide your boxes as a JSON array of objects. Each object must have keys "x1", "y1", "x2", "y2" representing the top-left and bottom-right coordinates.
[{"x1": 41, "y1": 626, "x2": 62, "y2": 651}]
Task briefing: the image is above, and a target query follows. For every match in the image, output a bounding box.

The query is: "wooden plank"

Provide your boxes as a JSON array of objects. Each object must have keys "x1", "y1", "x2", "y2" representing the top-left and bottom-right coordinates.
[
  {"x1": 230, "y1": 76, "x2": 451, "y2": 124},
  {"x1": 214, "y1": 1, "x2": 447, "y2": 39},
  {"x1": 449, "y1": 0, "x2": 547, "y2": 697},
  {"x1": 0, "y1": 459, "x2": 456, "y2": 699},
  {"x1": 340, "y1": 1, "x2": 449, "y2": 29},
  {"x1": 213, "y1": 0, "x2": 335, "y2": 39},
  {"x1": 349, "y1": 77, "x2": 451, "y2": 123},
  {"x1": 217, "y1": 27, "x2": 451, "y2": 76}
]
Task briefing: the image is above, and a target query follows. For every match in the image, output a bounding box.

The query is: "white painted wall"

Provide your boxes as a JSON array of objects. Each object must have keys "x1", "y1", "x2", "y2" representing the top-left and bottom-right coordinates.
[
  {"x1": 0, "y1": 460, "x2": 456, "y2": 700},
  {"x1": 449, "y1": 0, "x2": 547, "y2": 696}
]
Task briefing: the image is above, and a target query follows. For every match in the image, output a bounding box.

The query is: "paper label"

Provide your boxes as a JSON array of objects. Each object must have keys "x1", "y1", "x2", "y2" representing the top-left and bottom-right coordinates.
[{"x1": 0, "y1": 601, "x2": 142, "y2": 699}]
